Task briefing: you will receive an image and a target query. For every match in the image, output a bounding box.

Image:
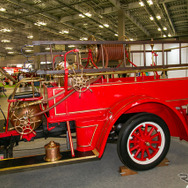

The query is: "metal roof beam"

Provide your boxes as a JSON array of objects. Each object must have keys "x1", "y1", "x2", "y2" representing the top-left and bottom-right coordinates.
[
  {"x1": 5, "y1": 0, "x2": 104, "y2": 40},
  {"x1": 108, "y1": 0, "x2": 150, "y2": 37},
  {"x1": 162, "y1": 2, "x2": 176, "y2": 35},
  {"x1": 142, "y1": 0, "x2": 168, "y2": 36}
]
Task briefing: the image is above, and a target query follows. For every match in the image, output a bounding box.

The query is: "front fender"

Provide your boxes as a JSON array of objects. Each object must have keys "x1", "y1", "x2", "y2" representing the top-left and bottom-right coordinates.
[{"x1": 96, "y1": 95, "x2": 188, "y2": 157}]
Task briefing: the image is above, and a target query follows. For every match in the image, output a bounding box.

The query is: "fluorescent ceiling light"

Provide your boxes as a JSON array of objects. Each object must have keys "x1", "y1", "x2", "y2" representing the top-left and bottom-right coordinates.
[
  {"x1": 59, "y1": 30, "x2": 69, "y2": 34},
  {"x1": 5, "y1": 47, "x2": 13, "y2": 50},
  {"x1": 99, "y1": 25, "x2": 104, "y2": 28},
  {"x1": 27, "y1": 35, "x2": 33, "y2": 39},
  {"x1": 114, "y1": 34, "x2": 118, "y2": 37},
  {"x1": 80, "y1": 37, "x2": 88, "y2": 41},
  {"x1": 8, "y1": 51, "x2": 14, "y2": 54},
  {"x1": 68, "y1": 45, "x2": 75, "y2": 48},
  {"x1": 163, "y1": 34, "x2": 166, "y2": 37},
  {"x1": 0, "y1": 28, "x2": 11, "y2": 32},
  {"x1": 156, "y1": 15, "x2": 161, "y2": 20},
  {"x1": 34, "y1": 21, "x2": 47, "y2": 27},
  {"x1": 147, "y1": 0, "x2": 153, "y2": 5},
  {"x1": 25, "y1": 49, "x2": 33, "y2": 52},
  {"x1": 158, "y1": 28, "x2": 161, "y2": 31},
  {"x1": 64, "y1": 30, "x2": 69, "y2": 34},
  {"x1": 103, "y1": 23, "x2": 109, "y2": 28},
  {"x1": 45, "y1": 47, "x2": 50, "y2": 50},
  {"x1": 79, "y1": 14, "x2": 85, "y2": 18},
  {"x1": 84, "y1": 12, "x2": 92, "y2": 17},
  {"x1": 40, "y1": 61, "x2": 52, "y2": 64},
  {"x1": 168, "y1": 34, "x2": 172, "y2": 37},
  {"x1": 0, "y1": 7, "x2": 6, "y2": 12},
  {"x1": 150, "y1": 16, "x2": 154, "y2": 21},
  {"x1": 139, "y1": 1, "x2": 144, "y2": 6},
  {"x1": 130, "y1": 38, "x2": 134, "y2": 41},
  {"x1": 163, "y1": 27, "x2": 167, "y2": 30},
  {"x1": 1, "y1": 39, "x2": 10, "y2": 43}
]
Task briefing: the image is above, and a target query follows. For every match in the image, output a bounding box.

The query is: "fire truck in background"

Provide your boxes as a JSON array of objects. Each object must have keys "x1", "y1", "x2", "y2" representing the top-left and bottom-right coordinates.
[{"x1": 0, "y1": 39, "x2": 187, "y2": 173}]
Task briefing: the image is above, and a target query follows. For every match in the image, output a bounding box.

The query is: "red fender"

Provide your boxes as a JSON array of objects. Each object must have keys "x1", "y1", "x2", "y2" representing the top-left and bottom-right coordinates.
[{"x1": 96, "y1": 95, "x2": 188, "y2": 157}]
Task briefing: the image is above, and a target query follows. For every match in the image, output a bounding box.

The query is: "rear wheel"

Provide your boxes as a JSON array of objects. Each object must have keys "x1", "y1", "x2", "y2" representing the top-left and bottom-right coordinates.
[{"x1": 117, "y1": 113, "x2": 170, "y2": 171}]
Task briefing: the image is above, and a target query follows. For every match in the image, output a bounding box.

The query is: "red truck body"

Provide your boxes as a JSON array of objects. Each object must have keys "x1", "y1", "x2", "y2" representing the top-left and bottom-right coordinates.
[{"x1": 47, "y1": 76, "x2": 188, "y2": 155}]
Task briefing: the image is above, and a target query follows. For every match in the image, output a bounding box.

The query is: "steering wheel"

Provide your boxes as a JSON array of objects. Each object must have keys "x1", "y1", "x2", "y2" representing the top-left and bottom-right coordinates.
[
  {"x1": 71, "y1": 68, "x2": 92, "y2": 97},
  {"x1": 12, "y1": 110, "x2": 40, "y2": 137}
]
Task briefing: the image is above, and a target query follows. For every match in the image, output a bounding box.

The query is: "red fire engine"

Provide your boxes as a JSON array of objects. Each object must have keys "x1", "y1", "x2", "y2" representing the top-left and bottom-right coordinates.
[{"x1": 0, "y1": 40, "x2": 187, "y2": 173}]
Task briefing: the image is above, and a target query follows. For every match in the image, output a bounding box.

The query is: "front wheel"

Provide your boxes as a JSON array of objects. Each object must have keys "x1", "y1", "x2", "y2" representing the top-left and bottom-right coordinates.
[{"x1": 117, "y1": 113, "x2": 170, "y2": 171}]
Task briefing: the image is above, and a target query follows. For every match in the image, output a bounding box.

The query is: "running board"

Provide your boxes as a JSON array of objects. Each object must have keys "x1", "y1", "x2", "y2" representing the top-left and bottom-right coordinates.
[{"x1": 0, "y1": 149, "x2": 99, "y2": 174}]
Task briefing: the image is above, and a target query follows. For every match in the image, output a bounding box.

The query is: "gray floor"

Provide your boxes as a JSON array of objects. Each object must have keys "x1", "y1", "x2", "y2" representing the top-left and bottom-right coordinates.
[
  {"x1": 0, "y1": 139, "x2": 187, "y2": 188},
  {"x1": 0, "y1": 88, "x2": 188, "y2": 188}
]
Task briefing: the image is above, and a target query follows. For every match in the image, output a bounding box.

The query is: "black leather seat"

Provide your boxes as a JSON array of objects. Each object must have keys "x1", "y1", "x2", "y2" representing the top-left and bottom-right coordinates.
[{"x1": 9, "y1": 91, "x2": 41, "y2": 99}]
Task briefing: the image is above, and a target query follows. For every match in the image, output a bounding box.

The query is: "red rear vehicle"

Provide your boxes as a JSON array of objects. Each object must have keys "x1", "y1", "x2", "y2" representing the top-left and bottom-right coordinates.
[{"x1": 0, "y1": 40, "x2": 188, "y2": 172}]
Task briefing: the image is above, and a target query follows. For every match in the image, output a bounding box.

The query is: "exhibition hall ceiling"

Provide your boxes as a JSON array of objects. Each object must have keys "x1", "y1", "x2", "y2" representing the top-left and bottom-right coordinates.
[{"x1": 0, "y1": 0, "x2": 187, "y2": 57}]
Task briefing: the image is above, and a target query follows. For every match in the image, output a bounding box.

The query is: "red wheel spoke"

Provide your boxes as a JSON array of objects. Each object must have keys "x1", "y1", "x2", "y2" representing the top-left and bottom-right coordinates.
[
  {"x1": 141, "y1": 149, "x2": 145, "y2": 160},
  {"x1": 150, "y1": 140, "x2": 161, "y2": 144},
  {"x1": 138, "y1": 127, "x2": 144, "y2": 137},
  {"x1": 134, "y1": 148, "x2": 141, "y2": 158},
  {"x1": 144, "y1": 124, "x2": 148, "y2": 135},
  {"x1": 148, "y1": 127, "x2": 155, "y2": 136},
  {"x1": 151, "y1": 132, "x2": 160, "y2": 140},
  {"x1": 149, "y1": 145, "x2": 158, "y2": 152},
  {"x1": 129, "y1": 139, "x2": 138, "y2": 144},
  {"x1": 130, "y1": 144, "x2": 140, "y2": 152},
  {"x1": 132, "y1": 132, "x2": 141, "y2": 140},
  {"x1": 146, "y1": 148, "x2": 151, "y2": 158}
]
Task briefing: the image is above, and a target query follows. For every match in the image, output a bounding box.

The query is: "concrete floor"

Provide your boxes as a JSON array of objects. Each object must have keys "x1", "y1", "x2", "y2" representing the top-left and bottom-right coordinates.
[{"x1": 0, "y1": 87, "x2": 188, "y2": 188}]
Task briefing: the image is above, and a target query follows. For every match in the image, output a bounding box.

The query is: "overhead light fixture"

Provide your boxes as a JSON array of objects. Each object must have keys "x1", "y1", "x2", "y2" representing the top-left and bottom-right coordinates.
[
  {"x1": 0, "y1": 28, "x2": 11, "y2": 32},
  {"x1": 80, "y1": 37, "x2": 88, "y2": 41},
  {"x1": 7, "y1": 51, "x2": 14, "y2": 54},
  {"x1": 99, "y1": 25, "x2": 104, "y2": 28},
  {"x1": 5, "y1": 47, "x2": 13, "y2": 50},
  {"x1": 130, "y1": 38, "x2": 134, "y2": 41},
  {"x1": 114, "y1": 33, "x2": 118, "y2": 37},
  {"x1": 156, "y1": 15, "x2": 161, "y2": 20},
  {"x1": 163, "y1": 34, "x2": 166, "y2": 37},
  {"x1": 64, "y1": 30, "x2": 69, "y2": 34},
  {"x1": 34, "y1": 21, "x2": 47, "y2": 27},
  {"x1": 40, "y1": 61, "x2": 52, "y2": 64},
  {"x1": 27, "y1": 35, "x2": 33, "y2": 39},
  {"x1": 147, "y1": 0, "x2": 153, "y2": 5},
  {"x1": 158, "y1": 28, "x2": 161, "y2": 31},
  {"x1": 84, "y1": 12, "x2": 92, "y2": 17},
  {"x1": 1, "y1": 39, "x2": 10, "y2": 43},
  {"x1": 150, "y1": 16, "x2": 154, "y2": 21},
  {"x1": 45, "y1": 47, "x2": 50, "y2": 50},
  {"x1": 168, "y1": 34, "x2": 172, "y2": 37},
  {"x1": 163, "y1": 26, "x2": 167, "y2": 30},
  {"x1": 59, "y1": 30, "x2": 69, "y2": 34},
  {"x1": 139, "y1": 1, "x2": 144, "y2": 6},
  {"x1": 0, "y1": 7, "x2": 6, "y2": 12},
  {"x1": 79, "y1": 14, "x2": 85, "y2": 18},
  {"x1": 25, "y1": 49, "x2": 33, "y2": 52},
  {"x1": 68, "y1": 45, "x2": 75, "y2": 48},
  {"x1": 103, "y1": 23, "x2": 109, "y2": 28}
]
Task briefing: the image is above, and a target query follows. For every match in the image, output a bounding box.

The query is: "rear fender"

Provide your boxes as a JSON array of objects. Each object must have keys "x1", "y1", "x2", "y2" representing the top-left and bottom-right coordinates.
[{"x1": 96, "y1": 95, "x2": 188, "y2": 157}]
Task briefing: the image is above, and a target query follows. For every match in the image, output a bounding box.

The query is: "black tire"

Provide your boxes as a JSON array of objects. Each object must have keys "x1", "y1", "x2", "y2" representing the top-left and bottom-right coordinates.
[{"x1": 117, "y1": 113, "x2": 170, "y2": 171}]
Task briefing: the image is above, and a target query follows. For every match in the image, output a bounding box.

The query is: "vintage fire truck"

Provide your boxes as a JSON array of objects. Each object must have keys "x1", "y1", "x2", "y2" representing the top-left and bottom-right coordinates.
[{"x1": 0, "y1": 40, "x2": 188, "y2": 173}]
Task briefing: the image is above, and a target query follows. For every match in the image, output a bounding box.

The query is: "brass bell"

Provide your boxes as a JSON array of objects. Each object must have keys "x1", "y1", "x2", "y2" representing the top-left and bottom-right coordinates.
[{"x1": 44, "y1": 141, "x2": 62, "y2": 162}]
